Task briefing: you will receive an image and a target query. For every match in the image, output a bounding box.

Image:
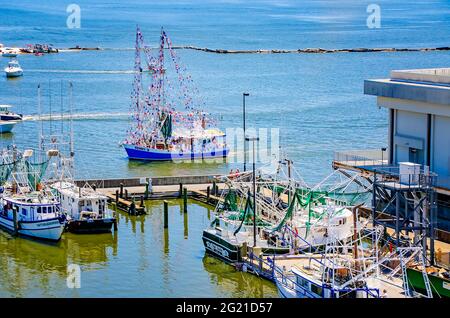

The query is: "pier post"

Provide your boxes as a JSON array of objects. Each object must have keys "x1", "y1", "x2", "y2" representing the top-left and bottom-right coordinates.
[
  {"x1": 145, "y1": 182, "x2": 149, "y2": 199},
  {"x1": 129, "y1": 198, "x2": 136, "y2": 215},
  {"x1": 125, "y1": 189, "x2": 129, "y2": 200},
  {"x1": 212, "y1": 181, "x2": 216, "y2": 195},
  {"x1": 13, "y1": 206, "x2": 18, "y2": 236},
  {"x1": 164, "y1": 201, "x2": 169, "y2": 229},
  {"x1": 113, "y1": 211, "x2": 118, "y2": 231},
  {"x1": 140, "y1": 196, "x2": 144, "y2": 207},
  {"x1": 206, "y1": 186, "x2": 210, "y2": 202},
  {"x1": 119, "y1": 183, "x2": 124, "y2": 198},
  {"x1": 183, "y1": 187, "x2": 188, "y2": 213},
  {"x1": 179, "y1": 183, "x2": 183, "y2": 198},
  {"x1": 115, "y1": 190, "x2": 119, "y2": 205}
]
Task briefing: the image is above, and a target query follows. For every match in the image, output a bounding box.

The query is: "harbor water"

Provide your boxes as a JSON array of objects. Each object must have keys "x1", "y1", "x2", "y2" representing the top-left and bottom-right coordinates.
[
  {"x1": 0, "y1": 199, "x2": 277, "y2": 297},
  {"x1": 1, "y1": 0, "x2": 450, "y2": 297}
]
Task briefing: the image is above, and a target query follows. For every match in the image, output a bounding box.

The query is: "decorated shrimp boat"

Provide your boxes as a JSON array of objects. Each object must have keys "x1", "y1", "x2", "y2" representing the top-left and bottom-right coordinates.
[{"x1": 123, "y1": 27, "x2": 229, "y2": 161}]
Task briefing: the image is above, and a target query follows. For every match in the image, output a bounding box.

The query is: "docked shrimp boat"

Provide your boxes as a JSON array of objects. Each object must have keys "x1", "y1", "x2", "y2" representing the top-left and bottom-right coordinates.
[
  {"x1": 51, "y1": 181, "x2": 116, "y2": 234},
  {"x1": 0, "y1": 190, "x2": 66, "y2": 241},
  {"x1": 123, "y1": 27, "x2": 229, "y2": 161}
]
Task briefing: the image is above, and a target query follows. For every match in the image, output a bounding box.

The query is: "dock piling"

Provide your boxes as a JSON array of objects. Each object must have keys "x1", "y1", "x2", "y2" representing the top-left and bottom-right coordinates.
[
  {"x1": 212, "y1": 181, "x2": 216, "y2": 195},
  {"x1": 140, "y1": 195, "x2": 144, "y2": 207},
  {"x1": 183, "y1": 187, "x2": 188, "y2": 213},
  {"x1": 163, "y1": 200, "x2": 169, "y2": 228},
  {"x1": 129, "y1": 198, "x2": 136, "y2": 215},
  {"x1": 119, "y1": 183, "x2": 124, "y2": 198},
  {"x1": 113, "y1": 211, "x2": 118, "y2": 231},
  {"x1": 125, "y1": 189, "x2": 129, "y2": 200},
  {"x1": 206, "y1": 186, "x2": 210, "y2": 202},
  {"x1": 145, "y1": 182, "x2": 149, "y2": 199},
  {"x1": 179, "y1": 183, "x2": 183, "y2": 198},
  {"x1": 115, "y1": 190, "x2": 119, "y2": 204}
]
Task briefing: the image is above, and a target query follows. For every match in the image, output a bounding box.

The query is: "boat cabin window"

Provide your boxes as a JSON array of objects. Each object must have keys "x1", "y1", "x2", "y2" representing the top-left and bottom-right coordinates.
[
  {"x1": 310, "y1": 284, "x2": 323, "y2": 297},
  {"x1": 296, "y1": 276, "x2": 309, "y2": 289},
  {"x1": 21, "y1": 208, "x2": 27, "y2": 216},
  {"x1": 339, "y1": 218, "x2": 346, "y2": 225},
  {"x1": 37, "y1": 207, "x2": 41, "y2": 213}
]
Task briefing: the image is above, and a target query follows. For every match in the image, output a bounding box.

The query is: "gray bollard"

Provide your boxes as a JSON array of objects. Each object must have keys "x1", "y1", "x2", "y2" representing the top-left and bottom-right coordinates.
[{"x1": 164, "y1": 201, "x2": 169, "y2": 229}]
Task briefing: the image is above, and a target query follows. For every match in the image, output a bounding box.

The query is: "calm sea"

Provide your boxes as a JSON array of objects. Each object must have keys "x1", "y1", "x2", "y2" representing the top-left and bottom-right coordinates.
[{"x1": 0, "y1": 0, "x2": 449, "y2": 297}]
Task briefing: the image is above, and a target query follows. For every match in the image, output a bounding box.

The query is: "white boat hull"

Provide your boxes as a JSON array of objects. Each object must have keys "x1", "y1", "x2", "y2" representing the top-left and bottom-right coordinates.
[
  {"x1": 5, "y1": 69, "x2": 23, "y2": 77},
  {"x1": 0, "y1": 215, "x2": 65, "y2": 241}
]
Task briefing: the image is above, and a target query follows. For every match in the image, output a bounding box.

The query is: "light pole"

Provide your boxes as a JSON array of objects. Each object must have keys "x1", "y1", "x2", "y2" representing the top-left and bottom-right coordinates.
[
  {"x1": 243, "y1": 93, "x2": 249, "y2": 171},
  {"x1": 381, "y1": 147, "x2": 387, "y2": 166},
  {"x1": 246, "y1": 135, "x2": 259, "y2": 247}
]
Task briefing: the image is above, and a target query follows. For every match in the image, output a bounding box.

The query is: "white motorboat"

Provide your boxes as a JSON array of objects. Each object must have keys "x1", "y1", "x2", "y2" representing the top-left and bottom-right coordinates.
[
  {"x1": 1, "y1": 48, "x2": 19, "y2": 58},
  {"x1": 4, "y1": 59, "x2": 23, "y2": 77}
]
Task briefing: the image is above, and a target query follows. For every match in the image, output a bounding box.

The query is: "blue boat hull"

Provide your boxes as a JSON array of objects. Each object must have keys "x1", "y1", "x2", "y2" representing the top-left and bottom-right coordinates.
[
  {"x1": 0, "y1": 122, "x2": 16, "y2": 133},
  {"x1": 124, "y1": 144, "x2": 229, "y2": 161}
]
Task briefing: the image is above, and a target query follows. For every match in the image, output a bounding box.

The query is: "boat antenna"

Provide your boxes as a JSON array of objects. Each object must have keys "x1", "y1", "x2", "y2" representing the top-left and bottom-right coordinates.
[
  {"x1": 38, "y1": 83, "x2": 44, "y2": 160},
  {"x1": 49, "y1": 79, "x2": 52, "y2": 136},
  {"x1": 60, "y1": 80, "x2": 64, "y2": 136},
  {"x1": 69, "y1": 82, "x2": 74, "y2": 157}
]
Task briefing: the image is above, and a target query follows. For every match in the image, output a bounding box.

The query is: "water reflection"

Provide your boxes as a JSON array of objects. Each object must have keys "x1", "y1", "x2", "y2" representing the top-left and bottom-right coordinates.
[
  {"x1": 183, "y1": 212, "x2": 188, "y2": 239},
  {"x1": 202, "y1": 255, "x2": 278, "y2": 298},
  {"x1": 0, "y1": 229, "x2": 117, "y2": 297},
  {"x1": 127, "y1": 160, "x2": 229, "y2": 177}
]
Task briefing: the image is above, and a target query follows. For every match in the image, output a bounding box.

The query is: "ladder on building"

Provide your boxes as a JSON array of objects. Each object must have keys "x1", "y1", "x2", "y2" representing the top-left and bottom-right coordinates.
[
  {"x1": 419, "y1": 252, "x2": 433, "y2": 298},
  {"x1": 399, "y1": 249, "x2": 412, "y2": 297}
]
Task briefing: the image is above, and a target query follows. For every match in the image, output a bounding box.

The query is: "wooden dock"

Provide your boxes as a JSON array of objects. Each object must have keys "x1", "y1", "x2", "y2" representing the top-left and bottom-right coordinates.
[
  {"x1": 190, "y1": 189, "x2": 224, "y2": 206},
  {"x1": 106, "y1": 193, "x2": 146, "y2": 215},
  {"x1": 99, "y1": 181, "x2": 226, "y2": 215}
]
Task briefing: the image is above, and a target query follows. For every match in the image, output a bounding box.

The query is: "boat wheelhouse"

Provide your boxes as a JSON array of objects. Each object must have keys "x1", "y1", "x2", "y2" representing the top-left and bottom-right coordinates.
[
  {"x1": 51, "y1": 181, "x2": 116, "y2": 234},
  {"x1": 0, "y1": 105, "x2": 23, "y2": 121},
  {"x1": 0, "y1": 192, "x2": 65, "y2": 241}
]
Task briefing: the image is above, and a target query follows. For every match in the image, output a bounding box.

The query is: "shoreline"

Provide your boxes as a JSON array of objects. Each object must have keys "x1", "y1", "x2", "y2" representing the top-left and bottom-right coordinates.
[{"x1": 2, "y1": 45, "x2": 450, "y2": 56}]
